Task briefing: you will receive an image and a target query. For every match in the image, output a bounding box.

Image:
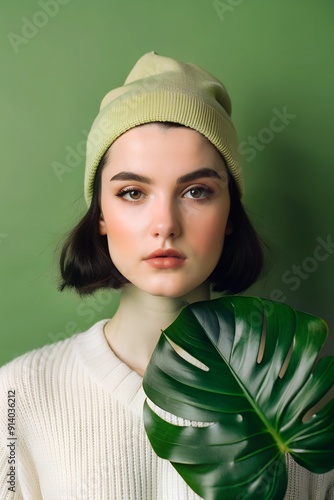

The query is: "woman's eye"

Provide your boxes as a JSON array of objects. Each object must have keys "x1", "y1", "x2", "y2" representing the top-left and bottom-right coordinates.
[
  {"x1": 184, "y1": 187, "x2": 213, "y2": 199},
  {"x1": 117, "y1": 189, "x2": 144, "y2": 201}
]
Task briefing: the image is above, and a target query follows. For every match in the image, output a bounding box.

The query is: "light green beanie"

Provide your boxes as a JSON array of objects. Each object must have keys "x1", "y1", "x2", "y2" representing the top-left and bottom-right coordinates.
[{"x1": 84, "y1": 51, "x2": 243, "y2": 205}]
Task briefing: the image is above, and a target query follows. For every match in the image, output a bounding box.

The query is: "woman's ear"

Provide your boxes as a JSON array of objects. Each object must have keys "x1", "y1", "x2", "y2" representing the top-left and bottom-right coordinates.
[{"x1": 99, "y1": 213, "x2": 107, "y2": 235}]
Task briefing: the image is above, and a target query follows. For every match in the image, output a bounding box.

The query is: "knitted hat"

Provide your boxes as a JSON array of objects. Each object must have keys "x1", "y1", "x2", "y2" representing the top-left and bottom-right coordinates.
[{"x1": 84, "y1": 51, "x2": 242, "y2": 205}]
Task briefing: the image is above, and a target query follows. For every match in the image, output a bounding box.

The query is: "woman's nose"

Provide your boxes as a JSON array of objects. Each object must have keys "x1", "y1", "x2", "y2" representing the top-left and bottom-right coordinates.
[{"x1": 149, "y1": 197, "x2": 181, "y2": 240}]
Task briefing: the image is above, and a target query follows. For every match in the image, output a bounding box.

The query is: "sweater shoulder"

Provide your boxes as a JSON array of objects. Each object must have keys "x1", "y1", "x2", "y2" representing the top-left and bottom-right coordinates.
[
  {"x1": 1, "y1": 335, "x2": 74, "y2": 385},
  {"x1": 0, "y1": 320, "x2": 107, "y2": 391}
]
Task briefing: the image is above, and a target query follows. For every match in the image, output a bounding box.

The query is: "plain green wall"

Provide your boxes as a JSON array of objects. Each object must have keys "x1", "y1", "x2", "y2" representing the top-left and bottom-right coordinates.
[{"x1": 1, "y1": 0, "x2": 333, "y2": 365}]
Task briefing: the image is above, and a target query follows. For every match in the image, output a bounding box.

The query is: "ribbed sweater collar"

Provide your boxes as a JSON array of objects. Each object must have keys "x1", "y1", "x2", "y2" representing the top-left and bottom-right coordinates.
[{"x1": 74, "y1": 319, "x2": 145, "y2": 416}]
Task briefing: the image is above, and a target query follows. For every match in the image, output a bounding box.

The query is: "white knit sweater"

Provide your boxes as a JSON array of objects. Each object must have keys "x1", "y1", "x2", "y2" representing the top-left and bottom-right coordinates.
[{"x1": 0, "y1": 320, "x2": 333, "y2": 499}]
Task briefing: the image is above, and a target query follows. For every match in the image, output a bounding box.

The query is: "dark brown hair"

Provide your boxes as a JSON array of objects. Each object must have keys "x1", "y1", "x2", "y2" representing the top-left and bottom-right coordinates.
[{"x1": 59, "y1": 123, "x2": 266, "y2": 295}]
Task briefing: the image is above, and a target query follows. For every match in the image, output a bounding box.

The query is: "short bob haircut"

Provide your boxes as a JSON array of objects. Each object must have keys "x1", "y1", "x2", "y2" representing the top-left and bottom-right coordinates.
[{"x1": 60, "y1": 122, "x2": 266, "y2": 295}]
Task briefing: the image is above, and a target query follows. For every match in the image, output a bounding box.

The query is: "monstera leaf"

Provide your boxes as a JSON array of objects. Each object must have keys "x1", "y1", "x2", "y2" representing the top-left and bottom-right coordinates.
[{"x1": 143, "y1": 296, "x2": 334, "y2": 500}]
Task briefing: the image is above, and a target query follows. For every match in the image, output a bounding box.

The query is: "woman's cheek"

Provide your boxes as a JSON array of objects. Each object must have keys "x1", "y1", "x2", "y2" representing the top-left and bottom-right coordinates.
[
  {"x1": 194, "y1": 214, "x2": 227, "y2": 256},
  {"x1": 105, "y1": 210, "x2": 139, "y2": 239},
  {"x1": 112, "y1": 225, "x2": 132, "y2": 245}
]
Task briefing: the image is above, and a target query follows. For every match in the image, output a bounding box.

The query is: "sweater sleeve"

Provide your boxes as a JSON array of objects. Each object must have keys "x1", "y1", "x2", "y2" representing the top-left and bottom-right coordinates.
[
  {"x1": 284, "y1": 454, "x2": 334, "y2": 500},
  {"x1": 0, "y1": 357, "x2": 43, "y2": 500},
  {"x1": 1, "y1": 361, "x2": 22, "y2": 499},
  {"x1": 326, "y1": 479, "x2": 334, "y2": 500}
]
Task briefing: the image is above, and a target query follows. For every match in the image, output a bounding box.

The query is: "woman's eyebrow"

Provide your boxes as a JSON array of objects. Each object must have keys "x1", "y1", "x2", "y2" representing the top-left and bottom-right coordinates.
[
  {"x1": 110, "y1": 172, "x2": 152, "y2": 183},
  {"x1": 110, "y1": 168, "x2": 221, "y2": 184},
  {"x1": 177, "y1": 168, "x2": 222, "y2": 183}
]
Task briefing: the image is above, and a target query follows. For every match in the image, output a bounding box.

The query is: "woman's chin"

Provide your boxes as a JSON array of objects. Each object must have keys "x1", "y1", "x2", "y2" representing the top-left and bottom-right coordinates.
[{"x1": 129, "y1": 276, "x2": 208, "y2": 300}]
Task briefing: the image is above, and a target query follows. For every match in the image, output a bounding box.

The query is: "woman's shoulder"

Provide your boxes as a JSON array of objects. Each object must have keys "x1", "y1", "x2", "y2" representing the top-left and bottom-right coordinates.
[
  {"x1": 0, "y1": 319, "x2": 109, "y2": 388},
  {"x1": 0, "y1": 318, "x2": 144, "y2": 427}
]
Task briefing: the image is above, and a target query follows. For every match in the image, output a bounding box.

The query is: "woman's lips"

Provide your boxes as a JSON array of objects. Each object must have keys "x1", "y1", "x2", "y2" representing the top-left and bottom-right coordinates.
[
  {"x1": 144, "y1": 249, "x2": 186, "y2": 269},
  {"x1": 144, "y1": 256, "x2": 186, "y2": 269}
]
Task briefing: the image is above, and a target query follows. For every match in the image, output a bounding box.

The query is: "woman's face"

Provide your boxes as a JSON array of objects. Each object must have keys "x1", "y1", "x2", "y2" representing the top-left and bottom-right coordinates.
[{"x1": 99, "y1": 123, "x2": 231, "y2": 298}]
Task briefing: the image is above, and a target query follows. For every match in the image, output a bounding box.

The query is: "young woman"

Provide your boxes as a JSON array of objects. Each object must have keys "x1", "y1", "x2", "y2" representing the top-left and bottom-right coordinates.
[{"x1": 1, "y1": 52, "x2": 333, "y2": 499}]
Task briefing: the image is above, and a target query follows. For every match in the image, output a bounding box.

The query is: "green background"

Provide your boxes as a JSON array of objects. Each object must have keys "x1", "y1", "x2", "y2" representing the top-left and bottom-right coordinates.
[{"x1": 1, "y1": 0, "x2": 333, "y2": 365}]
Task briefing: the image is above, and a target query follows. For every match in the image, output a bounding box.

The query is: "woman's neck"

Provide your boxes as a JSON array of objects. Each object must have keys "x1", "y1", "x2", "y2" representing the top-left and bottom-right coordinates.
[{"x1": 104, "y1": 283, "x2": 210, "y2": 377}]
